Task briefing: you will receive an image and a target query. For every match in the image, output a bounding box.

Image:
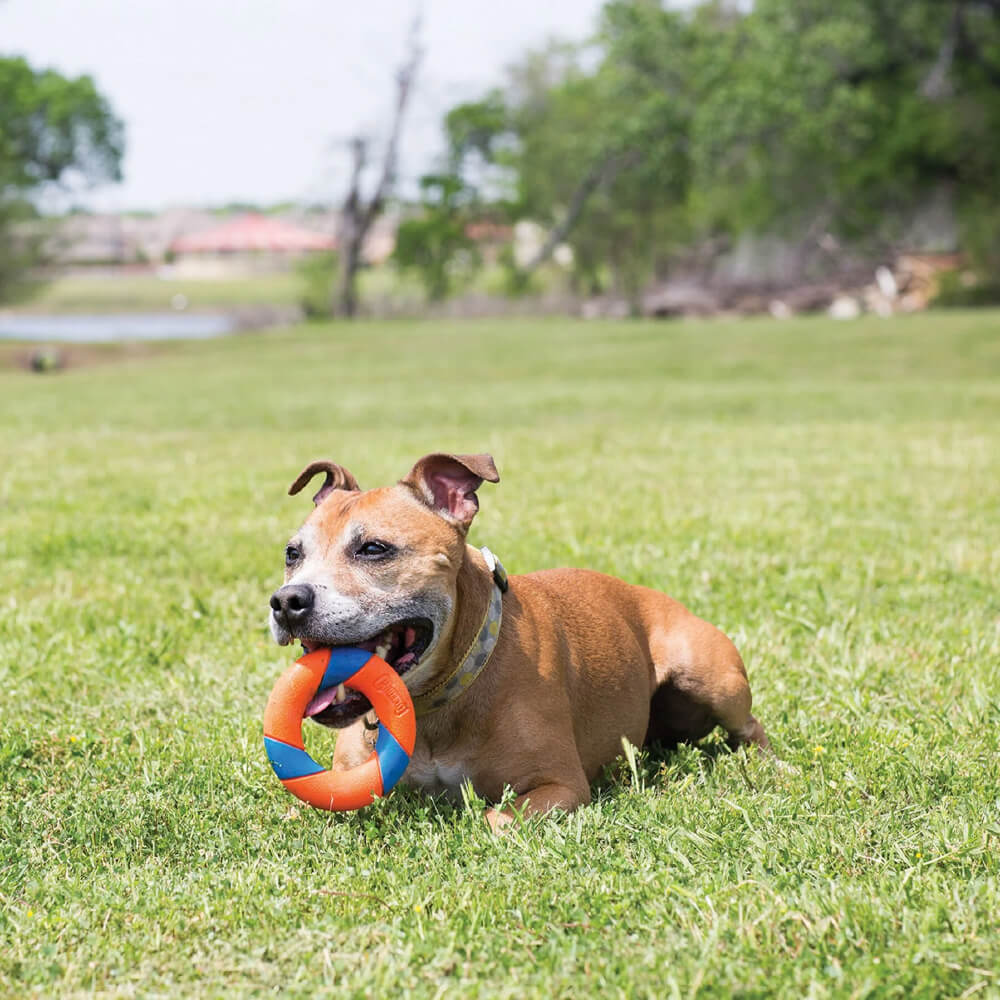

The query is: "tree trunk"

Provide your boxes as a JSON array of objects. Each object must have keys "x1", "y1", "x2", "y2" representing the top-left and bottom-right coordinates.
[
  {"x1": 518, "y1": 150, "x2": 638, "y2": 277},
  {"x1": 334, "y1": 137, "x2": 366, "y2": 318},
  {"x1": 332, "y1": 21, "x2": 421, "y2": 319},
  {"x1": 920, "y1": 0, "x2": 962, "y2": 100},
  {"x1": 335, "y1": 237, "x2": 363, "y2": 318}
]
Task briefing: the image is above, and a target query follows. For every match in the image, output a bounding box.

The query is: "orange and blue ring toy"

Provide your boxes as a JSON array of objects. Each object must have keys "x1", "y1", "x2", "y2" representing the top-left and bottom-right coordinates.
[{"x1": 263, "y1": 647, "x2": 416, "y2": 811}]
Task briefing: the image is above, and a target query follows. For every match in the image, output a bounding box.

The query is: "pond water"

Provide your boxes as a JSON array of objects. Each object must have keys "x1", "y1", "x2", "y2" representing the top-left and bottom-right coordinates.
[{"x1": 0, "y1": 312, "x2": 238, "y2": 343}]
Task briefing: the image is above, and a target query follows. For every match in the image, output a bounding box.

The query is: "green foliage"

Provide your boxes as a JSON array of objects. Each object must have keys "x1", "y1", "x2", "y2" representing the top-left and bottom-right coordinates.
[
  {"x1": 295, "y1": 250, "x2": 338, "y2": 318},
  {"x1": 496, "y1": 244, "x2": 534, "y2": 297},
  {"x1": 933, "y1": 269, "x2": 1000, "y2": 308},
  {"x1": 1, "y1": 313, "x2": 999, "y2": 994},
  {"x1": 0, "y1": 57, "x2": 123, "y2": 193},
  {"x1": 957, "y1": 190, "x2": 1000, "y2": 275},
  {"x1": 444, "y1": 90, "x2": 509, "y2": 169},
  {"x1": 428, "y1": 0, "x2": 1000, "y2": 296},
  {"x1": 690, "y1": 0, "x2": 1000, "y2": 244},
  {"x1": 393, "y1": 175, "x2": 480, "y2": 301},
  {"x1": 0, "y1": 199, "x2": 47, "y2": 304},
  {"x1": 0, "y1": 56, "x2": 124, "y2": 302},
  {"x1": 23, "y1": 272, "x2": 301, "y2": 313}
]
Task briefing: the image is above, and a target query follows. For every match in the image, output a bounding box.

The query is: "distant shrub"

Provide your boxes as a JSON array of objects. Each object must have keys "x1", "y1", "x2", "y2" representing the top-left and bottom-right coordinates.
[
  {"x1": 497, "y1": 245, "x2": 547, "y2": 298},
  {"x1": 392, "y1": 174, "x2": 481, "y2": 301},
  {"x1": 932, "y1": 270, "x2": 1000, "y2": 308},
  {"x1": 296, "y1": 251, "x2": 337, "y2": 318}
]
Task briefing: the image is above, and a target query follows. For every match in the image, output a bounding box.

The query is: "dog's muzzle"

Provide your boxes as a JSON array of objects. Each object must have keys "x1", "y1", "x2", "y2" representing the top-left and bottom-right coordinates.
[{"x1": 270, "y1": 584, "x2": 314, "y2": 632}]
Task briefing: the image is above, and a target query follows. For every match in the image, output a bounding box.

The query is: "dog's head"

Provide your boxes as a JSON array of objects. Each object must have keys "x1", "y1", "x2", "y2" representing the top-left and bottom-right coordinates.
[{"x1": 268, "y1": 452, "x2": 499, "y2": 727}]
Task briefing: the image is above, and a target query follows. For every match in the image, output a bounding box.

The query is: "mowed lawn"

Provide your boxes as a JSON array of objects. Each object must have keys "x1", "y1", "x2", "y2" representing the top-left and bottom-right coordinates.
[
  {"x1": 1, "y1": 313, "x2": 998, "y2": 998},
  {"x1": 18, "y1": 272, "x2": 302, "y2": 312}
]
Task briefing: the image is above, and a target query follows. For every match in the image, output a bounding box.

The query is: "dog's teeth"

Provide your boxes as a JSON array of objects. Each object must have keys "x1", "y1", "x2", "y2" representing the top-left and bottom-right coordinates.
[
  {"x1": 336, "y1": 683, "x2": 346, "y2": 703},
  {"x1": 375, "y1": 640, "x2": 391, "y2": 660}
]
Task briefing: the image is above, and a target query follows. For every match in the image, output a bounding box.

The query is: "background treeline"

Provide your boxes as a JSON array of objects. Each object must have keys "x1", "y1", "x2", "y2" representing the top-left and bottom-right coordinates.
[
  {"x1": 394, "y1": 0, "x2": 1000, "y2": 306},
  {"x1": 0, "y1": 56, "x2": 123, "y2": 301}
]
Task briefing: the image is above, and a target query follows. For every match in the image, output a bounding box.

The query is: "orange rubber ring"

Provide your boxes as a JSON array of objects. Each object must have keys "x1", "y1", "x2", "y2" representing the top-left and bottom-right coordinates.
[{"x1": 263, "y1": 647, "x2": 416, "y2": 811}]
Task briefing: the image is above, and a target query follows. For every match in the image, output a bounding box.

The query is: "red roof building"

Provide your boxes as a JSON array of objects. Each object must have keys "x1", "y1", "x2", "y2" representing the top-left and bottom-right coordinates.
[{"x1": 170, "y1": 214, "x2": 335, "y2": 254}]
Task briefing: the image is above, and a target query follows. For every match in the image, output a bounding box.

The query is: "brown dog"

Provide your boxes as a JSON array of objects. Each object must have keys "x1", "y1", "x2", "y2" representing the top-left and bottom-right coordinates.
[{"x1": 269, "y1": 453, "x2": 769, "y2": 831}]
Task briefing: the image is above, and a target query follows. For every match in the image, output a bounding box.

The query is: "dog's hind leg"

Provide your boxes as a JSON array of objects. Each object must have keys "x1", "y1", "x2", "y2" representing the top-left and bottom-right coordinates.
[{"x1": 646, "y1": 614, "x2": 770, "y2": 753}]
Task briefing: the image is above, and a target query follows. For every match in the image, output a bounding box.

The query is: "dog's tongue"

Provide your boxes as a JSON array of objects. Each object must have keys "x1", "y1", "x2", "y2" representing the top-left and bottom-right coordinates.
[
  {"x1": 300, "y1": 639, "x2": 386, "y2": 716},
  {"x1": 304, "y1": 688, "x2": 339, "y2": 717}
]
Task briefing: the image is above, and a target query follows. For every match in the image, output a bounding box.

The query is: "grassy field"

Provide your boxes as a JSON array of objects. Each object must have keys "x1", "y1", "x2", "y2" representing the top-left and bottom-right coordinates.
[
  {"x1": 14, "y1": 267, "x2": 428, "y2": 315},
  {"x1": 13, "y1": 264, "x2": 523, "y2": 316},
  {"x1": 18, "y1": 272, "x2": 303, "y2": 312},
  {"x1": 1, "y1": 312, "x2": 998, "y2": 998}
]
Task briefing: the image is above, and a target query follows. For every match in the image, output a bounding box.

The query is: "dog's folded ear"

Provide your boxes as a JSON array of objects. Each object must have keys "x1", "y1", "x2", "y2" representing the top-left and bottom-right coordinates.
[
  {"x1": 402, "y1": 453, "x2": 499, "y2": 529},
  {"x1": 288, "y1": 461, "x2": 360, "y2": 505}
]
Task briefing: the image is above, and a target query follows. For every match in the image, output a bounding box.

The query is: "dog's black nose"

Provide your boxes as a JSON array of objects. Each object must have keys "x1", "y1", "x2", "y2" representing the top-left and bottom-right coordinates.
[{"x1": 270, "y1": 583, "x2": 315, "y2": 629}]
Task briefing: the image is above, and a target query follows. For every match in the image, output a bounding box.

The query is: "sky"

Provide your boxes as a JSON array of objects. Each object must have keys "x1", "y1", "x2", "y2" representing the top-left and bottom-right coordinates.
[{"x1": 1, "y1": 0, "x2": 606, "y2": 212}]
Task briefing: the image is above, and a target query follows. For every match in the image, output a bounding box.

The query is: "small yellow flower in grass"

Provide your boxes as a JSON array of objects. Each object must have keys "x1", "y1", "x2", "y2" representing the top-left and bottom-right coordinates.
[
  {"x1": 26, "y1": 909, "x2": 34, "y2": 918},
  {"x1": 413, "y1": 903, "x2": 423, "y2": 914},
  {"x1": 916, "y1": 852, "x2": 923, "y2": 859},
  {"x1": 812, "y1": 745, "x2": 825, "y2": 755}
]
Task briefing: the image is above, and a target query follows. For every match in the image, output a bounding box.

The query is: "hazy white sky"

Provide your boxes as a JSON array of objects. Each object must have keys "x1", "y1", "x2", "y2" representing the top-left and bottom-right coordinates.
[{"x1": 1, "y1": 0, "x2": 606, "y2": 211}]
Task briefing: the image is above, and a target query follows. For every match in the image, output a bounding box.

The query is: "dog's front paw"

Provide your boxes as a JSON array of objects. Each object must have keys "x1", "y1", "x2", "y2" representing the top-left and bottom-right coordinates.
[{"x1": 485, "y1": 807, "x2": 517, "y2": 835}]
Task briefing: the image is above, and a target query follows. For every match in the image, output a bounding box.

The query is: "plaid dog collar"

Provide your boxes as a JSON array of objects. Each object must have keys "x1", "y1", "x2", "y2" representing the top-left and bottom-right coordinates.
[{"x1": 411, "y1": 547, "x2": 507, "y2": 718}]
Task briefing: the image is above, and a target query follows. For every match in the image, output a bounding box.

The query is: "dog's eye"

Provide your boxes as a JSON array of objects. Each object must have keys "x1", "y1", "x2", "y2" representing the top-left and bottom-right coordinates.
[
  {"x1": 285, "y1": 545, "x2": 301, "y2": 566},
  {"x1": 356, "y1": 540, "x2": 393, "y2": 559}
]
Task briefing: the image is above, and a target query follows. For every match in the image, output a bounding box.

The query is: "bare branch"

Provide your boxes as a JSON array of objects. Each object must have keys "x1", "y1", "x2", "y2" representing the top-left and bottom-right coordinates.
[
  {"x1": 920, "y1": 0, "x2": 962, "y2": 99},
  {"x1": 520, "y1": 150, "x2": 640, "y2": 275},
  {"x1": 361, "y1": 25, "x2": 422, "y2": 234},
  {"x1": 334, "y1": 10, "x2": 423, "y2": 318}
]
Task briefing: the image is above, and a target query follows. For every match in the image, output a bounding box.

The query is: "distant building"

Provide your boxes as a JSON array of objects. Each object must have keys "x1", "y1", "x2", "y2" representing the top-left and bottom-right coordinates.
[
  {"x1": 32, "y1": 207, "x2": 398, "y2": 275},
  {"x1": 465, "y1": 220, "x2": 514, "y2": 264},
  {"x1": 168, "y1": 214, "x2": 335, "y2": 277}
]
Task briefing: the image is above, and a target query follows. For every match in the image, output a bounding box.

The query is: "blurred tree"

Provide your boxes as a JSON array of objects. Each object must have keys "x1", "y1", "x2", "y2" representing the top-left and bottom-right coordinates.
[
  {"x1": 295, "y1": 250, "x2": 339, "y2": 318},
  {"x1": 690, "y1": 0, "x2": 1000, "y2": 263},
  {"x1": 0, "y1": 198, "x2": 45, "y2": 304},
  {"x1": 425, "y1": 0, "x2": 1000, "y2": 304},
  {"x1": 426, "y1": 9, "x2": 733, "y2": 304},
  {"x1": 556, "y1": 1, "x2": 733, "y2": 304},
  {"x1": 333, "y1": 19, "x2": 422, "y2": 319},
  {"x1": 443, "y1": 90, "x2": 510, "y2": 186},
  {"x1": 392, "y1": 174, "x2": 480, "y2": 301},
  {"x1": 0, "y1": 56, "x2": 123, "y2": 301}
]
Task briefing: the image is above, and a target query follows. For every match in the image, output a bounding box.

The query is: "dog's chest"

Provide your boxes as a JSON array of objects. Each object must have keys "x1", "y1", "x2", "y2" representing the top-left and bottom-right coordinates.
[{"x1": 404, "y1": 746, "x2": 469, "y2": 798}]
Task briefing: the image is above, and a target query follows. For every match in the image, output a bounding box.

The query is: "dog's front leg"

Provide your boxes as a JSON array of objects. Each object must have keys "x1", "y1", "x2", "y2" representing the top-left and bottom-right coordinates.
[
  {"x1": 329, "y1": 713, "x2": 378, "y2": 771},
  {"x1": 485, "y1": 779, "x2": 591, "y2": 833}
]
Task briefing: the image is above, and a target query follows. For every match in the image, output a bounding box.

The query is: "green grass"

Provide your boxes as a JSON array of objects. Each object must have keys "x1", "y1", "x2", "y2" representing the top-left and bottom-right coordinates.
[
  {"x1": 14, "y1": 263, "x2": 544, "y2": 317},
  {"x1": 1, "y1": 312, "x2": 998, "y2": 998},
  {"x1": 16, "y1": 267, "x2": 428, "y2": 315},
  {"x1": 20, "y1": 272, "x2": 303, "y2": 312}
]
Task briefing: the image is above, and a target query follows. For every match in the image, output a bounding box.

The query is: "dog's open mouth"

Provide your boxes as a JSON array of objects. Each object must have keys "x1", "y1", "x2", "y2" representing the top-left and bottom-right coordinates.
[{"x1": 301, "y1": 617, "x2": 433, "y2": 726}]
